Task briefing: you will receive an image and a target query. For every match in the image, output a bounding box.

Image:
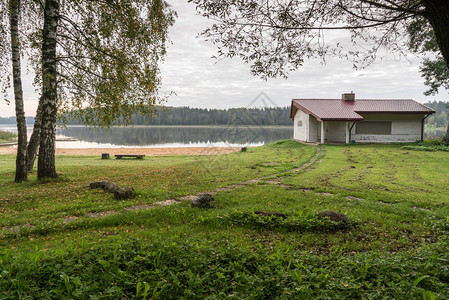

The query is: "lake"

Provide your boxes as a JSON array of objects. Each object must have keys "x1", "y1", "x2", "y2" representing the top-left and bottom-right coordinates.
[{"x1": 0, "y1": 125, "x2": 293, "y2": 148}]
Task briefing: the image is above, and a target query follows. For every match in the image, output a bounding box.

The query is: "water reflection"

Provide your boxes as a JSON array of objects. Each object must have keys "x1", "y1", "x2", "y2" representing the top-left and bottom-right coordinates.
[{"x1": 57, "y1": 126, "x2": 294, "y2": 147}]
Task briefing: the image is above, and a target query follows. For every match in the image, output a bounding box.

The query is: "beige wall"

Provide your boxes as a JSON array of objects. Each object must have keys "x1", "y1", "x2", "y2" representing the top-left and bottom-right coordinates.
[
  {"x1": 351, "y1": 114, "x2": 425, "y2": 143},
  {"x1": 326, "y1": 121, "x2": 347, "y2": 143},
  {"x1": 294, "y1": 111, "x2": 425, "y2": 144}
]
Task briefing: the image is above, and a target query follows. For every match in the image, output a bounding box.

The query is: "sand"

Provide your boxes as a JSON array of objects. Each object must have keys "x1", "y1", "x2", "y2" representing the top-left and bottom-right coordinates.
[{"x1": 0, "y1": 147, "x2": 241, "y2": 156}]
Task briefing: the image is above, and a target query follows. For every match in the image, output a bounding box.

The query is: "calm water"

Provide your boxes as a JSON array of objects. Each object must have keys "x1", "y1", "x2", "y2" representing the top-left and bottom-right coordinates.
[{"x1": 0, "y1": 125, "x2": 293, "y2": 148}]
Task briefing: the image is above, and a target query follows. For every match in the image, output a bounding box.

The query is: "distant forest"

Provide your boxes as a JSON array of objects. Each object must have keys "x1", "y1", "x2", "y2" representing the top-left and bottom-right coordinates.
[
  {"x1": 64, "y1": 106, "x2": 293, "y2": 126},
  {"x1": 1, "y1": 101, "x2": 447, "y2": 127},
  {"x1": 1, "y1": 106, "x2": 292, "y2": 126},
  {"x1": 0, "y1": 116, "x2": 36, "y2": 125},
  {"x1": 424, "y1": 101, "x2": 449, "y2": 127}
]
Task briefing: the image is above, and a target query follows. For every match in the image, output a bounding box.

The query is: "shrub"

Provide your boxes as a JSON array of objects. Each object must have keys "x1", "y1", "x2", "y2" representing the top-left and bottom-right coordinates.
[{"x1": 0, "y1": 130, "x2": 17, "y2": 142}]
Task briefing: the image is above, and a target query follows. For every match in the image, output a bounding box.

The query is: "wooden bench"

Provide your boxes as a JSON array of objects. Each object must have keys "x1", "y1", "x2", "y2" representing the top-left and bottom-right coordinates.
[{"x1": 115, "y1": 154, "x2": 145, "y2": 159}]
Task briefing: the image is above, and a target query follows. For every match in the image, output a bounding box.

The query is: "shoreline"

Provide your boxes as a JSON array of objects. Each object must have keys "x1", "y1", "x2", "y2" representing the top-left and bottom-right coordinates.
[{"x1": 0, "y1": 147, "x2": 242, "y2": 156}]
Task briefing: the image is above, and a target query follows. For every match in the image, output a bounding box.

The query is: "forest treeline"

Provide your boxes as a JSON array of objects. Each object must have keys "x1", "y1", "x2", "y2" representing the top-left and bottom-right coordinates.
[
  {"x1": 67, "y1": 106, "x2": 293, "y2": 126},
  {"x1": 0, "y1": 106, "x2": 292, "y2": 126},
  {"x1": 0, "y1": 116, "x2": 35, "y2": 125},
  {"x1": 1, "y1": 101, "x2": 447, "y2": 126}
]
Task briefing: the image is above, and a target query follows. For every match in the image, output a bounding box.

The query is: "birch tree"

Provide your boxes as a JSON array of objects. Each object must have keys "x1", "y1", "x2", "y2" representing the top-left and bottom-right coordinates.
[
  {"x1": 2, "y1": 0, "x2": 175, "y2": 179},
  {"x1": 1, "y1": 0, "x2": 38, "y2": 182},
  {"x1": 36, "y1": 0, "x2": 175, "y2": 178},
  {"x1": 37, "y1": 0, "x2": 58, "y2": 178},
  {"x1": 9, "y1": 0, "x2": 27, "y2": 182}
]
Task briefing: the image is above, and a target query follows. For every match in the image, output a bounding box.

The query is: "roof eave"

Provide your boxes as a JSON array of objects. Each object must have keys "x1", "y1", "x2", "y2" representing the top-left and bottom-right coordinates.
[
  {"x1": 320, "y1": 118, "x2": 364, "y2": 121},
  {"x1": 356, "y1": 111, "x2": 435, "y2": 115}
]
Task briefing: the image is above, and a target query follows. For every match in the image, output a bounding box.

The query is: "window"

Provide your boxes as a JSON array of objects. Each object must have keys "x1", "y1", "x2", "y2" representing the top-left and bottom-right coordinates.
[
  {"x1": 297, "y1": 121, "x2": 303, "y2": 127},
  {"x1": 355, "y1": 121, "x2": 392, "y2": 135}
]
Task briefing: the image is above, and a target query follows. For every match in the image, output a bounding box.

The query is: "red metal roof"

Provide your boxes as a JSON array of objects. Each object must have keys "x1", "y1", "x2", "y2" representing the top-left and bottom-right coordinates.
[{"x1": 291, "y1": 99, "x2": 434, "y2": 121}]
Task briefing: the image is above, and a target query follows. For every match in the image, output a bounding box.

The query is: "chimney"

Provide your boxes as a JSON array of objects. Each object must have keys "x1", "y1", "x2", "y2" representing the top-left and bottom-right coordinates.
[{"x1": 342, "y1": 92, "x2": 355, "y2": 101}]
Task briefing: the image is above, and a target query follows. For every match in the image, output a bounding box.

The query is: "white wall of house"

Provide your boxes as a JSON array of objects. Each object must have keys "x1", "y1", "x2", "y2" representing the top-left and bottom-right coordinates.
[
  {"x1": 351, "y1": 114, "x2": 425, "y2": 143},
  {"x1": 293, "y1": 109, "x2": 309, "y2": 141},
  {"x1": 294, "y1": 110, "x2": 321, "y2": 142}
]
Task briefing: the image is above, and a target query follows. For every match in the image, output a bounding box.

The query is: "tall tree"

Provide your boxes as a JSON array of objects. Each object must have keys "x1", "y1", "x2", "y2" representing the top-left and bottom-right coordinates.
[
  {"x1": 408, "y1": 16, "x2": 449, "y2": 143},
  {"x1": 9, "y1": 0, "x2": 27, "y2": 182},
  {"x1": 2, "y1": 0, "x2": 175, "y2": 179},
  {"x1": 191, "y1": 0, "x2": 449, "y2": 141},
  {"x1": 37, "y1": 0, "x2": 59, "y2": 178},
  {"x1": 2, "y1": 0, "x2": 39, "y2": 181},
  {"x1": 29, "y1": 0, "x2": 175, "y2": 178}
]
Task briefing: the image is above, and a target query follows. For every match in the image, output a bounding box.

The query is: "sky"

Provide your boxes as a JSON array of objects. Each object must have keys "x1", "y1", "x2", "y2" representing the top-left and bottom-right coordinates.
[{"x1": 1, "y1": 1, "x2": 448, "y2": 118}]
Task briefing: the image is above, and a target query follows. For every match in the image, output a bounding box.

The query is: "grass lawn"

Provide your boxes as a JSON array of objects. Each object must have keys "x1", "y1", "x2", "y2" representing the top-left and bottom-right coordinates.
[{"x1": 1, "y1": 140, "x2": 448, "y2": 299}]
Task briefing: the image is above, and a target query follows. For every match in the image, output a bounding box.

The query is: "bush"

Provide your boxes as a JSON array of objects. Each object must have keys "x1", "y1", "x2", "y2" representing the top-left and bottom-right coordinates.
[
  {"x1": 402, "y1": 142, "x2": 449, "y2": 152},
  {"x1": 0, "y1": 130, "x2": 17, "y2": 142}
]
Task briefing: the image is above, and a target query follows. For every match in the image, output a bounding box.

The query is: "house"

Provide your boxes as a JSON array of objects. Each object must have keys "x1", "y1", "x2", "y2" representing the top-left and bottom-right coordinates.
[{"x1": 290, "y1": 93, "x2": 435, "y2": 144}]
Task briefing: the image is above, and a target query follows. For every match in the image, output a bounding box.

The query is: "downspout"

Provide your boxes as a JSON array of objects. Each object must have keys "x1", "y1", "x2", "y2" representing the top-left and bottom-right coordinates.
[
  {"x1": 421, "y1": 115, "x2": 431, "y2": 142},
  {"x1": 349, "y1": 121, "x2": 357, "y2": 143}
]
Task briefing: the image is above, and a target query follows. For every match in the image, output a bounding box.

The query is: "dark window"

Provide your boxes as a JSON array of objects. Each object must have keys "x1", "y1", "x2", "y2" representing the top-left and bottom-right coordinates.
[{"x1": 355, "y1": 121, "x2": 392, "y2": 134}]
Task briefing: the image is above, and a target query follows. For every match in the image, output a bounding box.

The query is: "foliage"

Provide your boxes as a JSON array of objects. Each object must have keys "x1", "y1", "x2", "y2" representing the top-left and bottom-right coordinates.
[
  {"x1": 190, "y1": 0, "x2": 428, "y2": 79},
  {"x1": 0, "y1": 237, "x2": 447, "y2": 299},
  {"x1": 1, "y1": 106, "x2": 293, "y2": 126},
  {"x1": 0, "y1": 0, "x2": 41, "y2": 101},
  {"x1": 423, "y1": 101, "x2": 449, "y2": 126},
  {"x1": 52, "y1": 0, "x2": 176, "y2": 126},
  {"x1": 408, "y1": 18, "x2": 449, "y2": 96},
  {"x1": 1, "y1": 142, "x2": 449, "y2": 297},
  {"x1": 2, "y1": 0, "x2": 177, "y2": 126},
  {"x1": 0, "y1": 129, "x2": 16, "y2": 142},
  {"x1": 402, "y1": 142, "x2": 449, "y2": 152},
  {"x1": 420, "y1": 58, "x2": 449, "y2": 96}
]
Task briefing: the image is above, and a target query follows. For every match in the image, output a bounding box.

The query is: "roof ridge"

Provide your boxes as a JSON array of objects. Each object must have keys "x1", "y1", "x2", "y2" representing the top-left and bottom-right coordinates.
[{"x1": 292, "y1": 98, "x2": 416, "y2": 101}]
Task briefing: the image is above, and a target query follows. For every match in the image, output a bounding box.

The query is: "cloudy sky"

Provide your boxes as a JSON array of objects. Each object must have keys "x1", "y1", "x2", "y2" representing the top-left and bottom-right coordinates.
[{"x1": 1, "y1": 1, "x2": 448, "y2": 117}]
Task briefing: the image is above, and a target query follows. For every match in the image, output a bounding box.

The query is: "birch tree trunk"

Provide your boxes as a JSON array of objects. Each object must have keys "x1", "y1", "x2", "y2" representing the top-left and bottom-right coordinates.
[
  {"x1": 27, "y1": 96, "x2": 43, "y2": 171},
  {"x1": 37, "y1": 0, "x2": 59, "y2": 179},
  {"x1": 10, "y1": 0, "x2": 27, "y2": 182}
]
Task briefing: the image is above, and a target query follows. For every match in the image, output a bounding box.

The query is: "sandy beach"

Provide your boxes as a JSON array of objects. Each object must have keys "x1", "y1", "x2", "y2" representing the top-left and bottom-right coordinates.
[{"x1": 0, "y1": 147, "x2": 241, "y2": 156}]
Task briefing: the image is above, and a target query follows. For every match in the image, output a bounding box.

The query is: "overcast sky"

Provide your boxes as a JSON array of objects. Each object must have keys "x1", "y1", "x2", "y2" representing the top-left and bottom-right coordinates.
[{"x1": 1, "y1": 1, "x2": 448, "y2": 118}]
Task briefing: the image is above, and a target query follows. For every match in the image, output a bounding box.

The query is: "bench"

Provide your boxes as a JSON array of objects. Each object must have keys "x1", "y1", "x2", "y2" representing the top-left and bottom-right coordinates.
[{"x1": 115, "y1": 154, "x2": 145, "y2": 159}]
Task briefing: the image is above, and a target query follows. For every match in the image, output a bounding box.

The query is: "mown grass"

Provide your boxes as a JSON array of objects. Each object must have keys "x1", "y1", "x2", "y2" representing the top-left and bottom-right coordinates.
[
  {"x1": 0, "y1": 140, "x2": 314, "y2": 227},
  {"x1": 0, "y1": 130, "x2": 16, "y2": 144},
  {"x1": 1, "y1": 140, "x2": 449, "y2": 299}
]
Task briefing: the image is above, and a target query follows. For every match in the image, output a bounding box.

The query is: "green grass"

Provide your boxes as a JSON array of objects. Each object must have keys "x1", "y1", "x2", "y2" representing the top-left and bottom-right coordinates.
[
  {"x1": 1, "y1": 140, "x2": 449, "y2": 299},
  {"x1": 0, "y1": 141, "x2": 315, "y2": 227}
]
